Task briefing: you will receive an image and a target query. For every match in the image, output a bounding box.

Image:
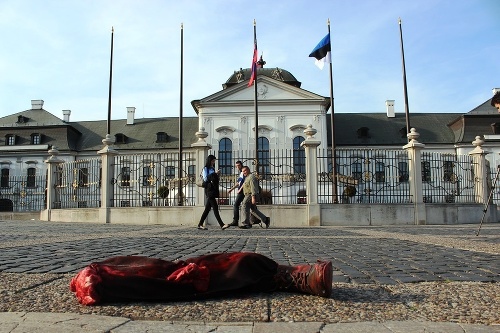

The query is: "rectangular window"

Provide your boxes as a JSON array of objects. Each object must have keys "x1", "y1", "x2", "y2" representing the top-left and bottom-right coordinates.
[
  {"x1": 6, "y1": 135, "x2": 15, "y2": 146},
  {"x1": 142, "y1": 166, "x2": 152, "y2": 186},
  {"x1": 443, "y1": 161, "x2": 454, "y2": 182},
  {"x1": 1, "y1": 169, "x2": 9, "y2": 188},
  {"x1": 398, "y1": 161, "x2": 409, "y2": 183},
  {"x1": 352, "y1": 162, "x2": 362, "y2": 180},
  {"x1": 27, "y1": 168, "x2": 36, "y2": 187},
  {"x1": 120, "y1": 167, "x2": 131, "y2": 186},
  {"x1": 31, "y1": 134, "x2": 41, "y2": 145},
  {"x1": 165, "y1": 166, "x2": 175, "y2": 179},
  {"x1": 375, "y1": 162, "x2": 385, "y2": 183},
  {"x1": 421, "y1": 161, "x2": 431, "y2": 182},
  {"x1": 78, "y1": 168, "x2": 89, "y2": 187}
]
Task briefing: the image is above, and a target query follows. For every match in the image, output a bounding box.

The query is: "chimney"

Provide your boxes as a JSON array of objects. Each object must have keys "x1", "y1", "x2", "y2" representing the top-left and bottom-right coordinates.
[
  {"x1": 31, "y1": 100, "x2": 44, "y2": 110},
  {"x1": 493, "y1": 88, "x2": 500, "y2": 95},
  {"x1": 127, "y1": 107, "x2": 136, "y2": 125},
  {"x1": 62, "y1": 110, "x2": 71, "y2": 122},
  {"x1": 386, "y1": 100, "x2": 395, "y2": 118}
]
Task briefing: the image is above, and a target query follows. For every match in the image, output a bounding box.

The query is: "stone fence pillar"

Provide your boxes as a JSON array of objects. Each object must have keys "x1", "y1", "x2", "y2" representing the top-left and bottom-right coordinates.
[
  {"x1": 468, "y1": 136, "x2": 491, "y2": 204},
  {"x1": 191, "y1": 128, "x2": 211, "y2": 207},
  {"x1": 301, "y1": 124, "x2": 321, "y2": 226},
  {"x1": 97, "y1": 134, "x2": 119, "y2": 223},
  {"x1": 42, "y1": 146, "x2": 64, "y2": 221},
  {"x1": 403, "y1": 128, "x2": 426, "y2": 225}
]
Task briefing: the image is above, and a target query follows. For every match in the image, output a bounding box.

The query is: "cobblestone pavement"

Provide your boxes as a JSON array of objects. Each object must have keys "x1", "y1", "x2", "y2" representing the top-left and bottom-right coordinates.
[{"x1": 1, "y1": 220, "x2": 499, "y2": 329}]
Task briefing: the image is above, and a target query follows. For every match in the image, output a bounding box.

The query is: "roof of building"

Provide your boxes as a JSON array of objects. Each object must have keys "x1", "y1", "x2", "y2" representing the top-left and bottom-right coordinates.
[
  {"x1": 223, "y1": 67, "x2": 301, "y2": 89},
  {"x1": 0, "y1": 108, "x2": 68, "y2": 128},
  {"x1": 70, "y1": 117, "x2": 200, "y2": 151},
  {"x1": 329, "y1": 113, "x2": 462, "y2": 146}
]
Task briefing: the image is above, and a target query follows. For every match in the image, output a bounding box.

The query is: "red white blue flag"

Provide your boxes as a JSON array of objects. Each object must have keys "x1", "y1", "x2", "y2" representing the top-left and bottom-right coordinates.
[{"x1": 248, "y1": 39, "x2": 258, "y2": 87}]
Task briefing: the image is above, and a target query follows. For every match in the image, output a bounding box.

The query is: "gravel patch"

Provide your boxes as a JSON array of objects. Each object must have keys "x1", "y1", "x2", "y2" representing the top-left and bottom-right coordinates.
[{"x1": 1, "y1": 273, "x2": 498, "y2": 325}]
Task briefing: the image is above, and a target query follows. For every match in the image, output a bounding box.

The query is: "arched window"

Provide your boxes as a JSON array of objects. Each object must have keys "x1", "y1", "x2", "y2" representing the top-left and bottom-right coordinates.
[
  {"x1": 218, "y1": 138, "x2": 232, "y2": 175},
  {"x1": 293, "y1": 136, "x2": 305, "y2": 174},
  {"x1": 257, "y1": 137, "x2": 270, "y2": 176}
]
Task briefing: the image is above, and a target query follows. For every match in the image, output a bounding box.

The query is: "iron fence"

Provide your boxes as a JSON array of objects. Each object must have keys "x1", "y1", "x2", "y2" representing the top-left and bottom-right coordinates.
[
  {"x1": 421, "y1": 152, "x2": 475, "y2": 203},
  {"x1": 212, "y1": 149, "x2": 306, "y2": 205},
  {"x1": 489, "y1": 162, "x2": 500, "y2": 205},
  {"x1": 0, "y1": 175, "x2": 46, "y2": 211},
  {"x1": 112, "y1": 151, "x2": 196, "y2": 207},
  {"x1": 54, "y1": 158, "x2": 101, "y2": 209},
  {"x1": 318, "y1": 148, "x2": 412, "y2": 204}
]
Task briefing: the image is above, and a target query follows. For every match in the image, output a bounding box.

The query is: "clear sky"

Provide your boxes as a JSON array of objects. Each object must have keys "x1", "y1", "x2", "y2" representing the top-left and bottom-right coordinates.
[{"x1": 0, "y1": 0, "x2": 498, "y2": 122}]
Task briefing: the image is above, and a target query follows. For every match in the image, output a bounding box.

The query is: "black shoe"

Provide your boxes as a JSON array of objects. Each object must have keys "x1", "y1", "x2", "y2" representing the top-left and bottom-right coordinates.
[
  {"x1": 239, "y1": 225, "x2": 252, "y2": 229},
  {"x1": 228, "y1": 221, "x2": 238, "y2": 227},
  {"x1": 197, "y1": 226, "x2": 208, "y2": 230},
  {"x1": 264, "y1": 217, "x2": 270, "y2": 229}
]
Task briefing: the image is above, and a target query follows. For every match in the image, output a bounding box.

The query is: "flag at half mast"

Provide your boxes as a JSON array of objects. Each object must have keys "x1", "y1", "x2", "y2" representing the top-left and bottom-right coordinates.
[{"x1": 309, "y1": 33, "x2": 331, "y2": 70}]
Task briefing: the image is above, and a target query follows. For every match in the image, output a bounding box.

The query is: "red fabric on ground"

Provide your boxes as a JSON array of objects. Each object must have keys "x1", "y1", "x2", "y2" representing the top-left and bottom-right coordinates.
[{"x1": 70, "y1": 252, "x2": 279, "y2": 305}]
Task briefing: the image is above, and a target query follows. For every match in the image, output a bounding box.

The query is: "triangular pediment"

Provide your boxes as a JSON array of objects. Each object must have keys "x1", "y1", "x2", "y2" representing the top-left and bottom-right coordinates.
[{"x1": 199, "y1": 76, "x2": 326, "y2": 104}]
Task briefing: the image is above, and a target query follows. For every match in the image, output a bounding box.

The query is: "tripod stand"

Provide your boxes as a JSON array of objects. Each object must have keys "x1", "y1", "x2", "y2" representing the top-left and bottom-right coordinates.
[{"x1": 477, "y1": 164, "x2": 500, "y2": 236}]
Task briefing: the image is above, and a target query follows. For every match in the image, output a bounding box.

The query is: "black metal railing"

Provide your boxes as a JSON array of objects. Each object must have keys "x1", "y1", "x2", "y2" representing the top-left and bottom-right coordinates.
[
  {"x1": 112, "y1": 151, "x2": 196, "y2": 207},
  {"x1": 54, "y1": 158, "x2": 101, "y2": 209},
  {"x1": 212, "y1": 149, "x2": 306, "y2": 205},
  {"x1": 0, "y1": 175, "x2": 46, "y2": 212},
  {"x1": 318, "y1": 148, "x2": 412, "y2": 204},
  {"x1": 421, "y1": 152, "x2": 475, "y2": 203}
]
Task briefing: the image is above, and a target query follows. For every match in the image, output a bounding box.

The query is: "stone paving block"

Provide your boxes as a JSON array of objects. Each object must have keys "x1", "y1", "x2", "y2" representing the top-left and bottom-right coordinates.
[
  {"x1": 111, "y1": 321, "x2": 219, "y2": 333},
  {"x1": 0, "y1": 312, "x2": 27, "y2": 323},
  {"x1": 20, "y1": 312, "x2": 130, "y2": 333},
  {"x1": 322, "y1": 321, "x2": 392, "y2": 333},
  {"x1": 459, "y1": 323, "x2": 500, "y2": 332},
  {"x1": 254, "y1": 321, "x2": 323, "y2": 333},
  {"x1": 383, "y1": 320, "x2": 465, "y2": 333}
]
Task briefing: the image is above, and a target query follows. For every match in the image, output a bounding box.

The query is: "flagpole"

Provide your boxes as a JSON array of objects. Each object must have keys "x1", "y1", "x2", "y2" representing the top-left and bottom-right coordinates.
[
  {"x1": 398, "y1": 18, "x2": 411, "y2": 138},
  {"x1": 178, "y1": 23, "x2": 184, "y2": 206},
  {"x1": 106, "y1": 27, "x2": 114, "y2": 136},
  {"x1": 253, "y1": 19, "x2": 259, "y2": 176},
  {"x1": 327, "y1": 19, "x2": 338, "y2": 204}
]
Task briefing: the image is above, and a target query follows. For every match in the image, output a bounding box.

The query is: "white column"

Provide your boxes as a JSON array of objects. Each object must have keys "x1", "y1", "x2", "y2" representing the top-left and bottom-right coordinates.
[
  {"x1": 403, "y1": 128, "x2": 426, "y2": 225},
  {"x1": 42, "y1": 146, "x2": 64, "y2": 221},
  {"x1": 191, "y1": 128, "x2": 211, "y2": 207},
  {"x1": 97, "y1": 134, "x2": 119, "y2": 223},
  {"x1": 301, "y1": 124, "x2": 321, "y2": 226}
]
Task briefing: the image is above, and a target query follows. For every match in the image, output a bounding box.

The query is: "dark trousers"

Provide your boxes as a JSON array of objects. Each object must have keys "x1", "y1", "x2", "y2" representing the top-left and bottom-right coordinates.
[
  {"x1": 232, "y1": 192, "x2": 245, "y2": 222},
  {"x1": 241, "y1": 194, "x2": 267, "y2": 226},
  {"x1": 199, "y1": 197, "x2": 224, "y2": 227}
]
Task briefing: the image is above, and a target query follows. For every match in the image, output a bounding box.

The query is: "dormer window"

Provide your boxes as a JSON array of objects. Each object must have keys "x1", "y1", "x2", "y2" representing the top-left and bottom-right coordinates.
[
  {"x1": 31, "y1": 133, "x2": 42, "y2": 145},
  {"x1": 156, "y1": 132, "x2": 168, "y2": 143},
  {"x1": 357, "y1": 127, "x2": 370, "y2": 138},
  {"x1": 399, "y1": 126, "x2": 408, "y2": 138},
  {"x1": 17, "y1": 115, "x2": 29, "y2": 124},
  {"x1": 114, "y1": 133, "x2": 128, "y2": 144},
  {"x1": 491, "y1": 123, "x2": 500, "y2": 135},
  {"x1": 5, "y1": 135, "x2": 16, "y2": 146}
]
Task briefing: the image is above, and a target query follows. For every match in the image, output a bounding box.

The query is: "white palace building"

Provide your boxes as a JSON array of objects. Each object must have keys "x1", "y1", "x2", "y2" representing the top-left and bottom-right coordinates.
[{"x1": 0, "y1": 64, "x2": 499, "y2": 226}]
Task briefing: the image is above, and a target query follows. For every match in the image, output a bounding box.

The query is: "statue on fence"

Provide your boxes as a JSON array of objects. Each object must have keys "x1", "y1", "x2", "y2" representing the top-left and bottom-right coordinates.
[{"x1": 70, "y1": 252, "x2": 333, "y2": 305}]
